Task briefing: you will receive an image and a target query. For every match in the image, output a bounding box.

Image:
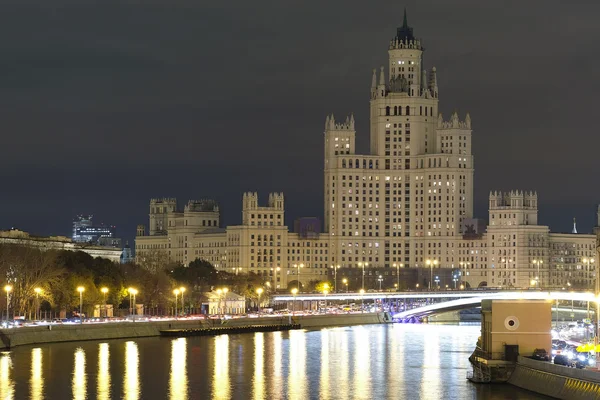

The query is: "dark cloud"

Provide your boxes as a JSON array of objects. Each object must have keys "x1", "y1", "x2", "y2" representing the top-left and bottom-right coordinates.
[{"x1": 0, "y1": 0, "x2": 598, "y2": 243}]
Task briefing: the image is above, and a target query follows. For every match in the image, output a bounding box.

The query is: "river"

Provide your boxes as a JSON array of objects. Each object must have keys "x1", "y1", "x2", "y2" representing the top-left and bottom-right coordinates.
[{"x1": 0, "y1": 323, "x2": 549, "y2": 399}]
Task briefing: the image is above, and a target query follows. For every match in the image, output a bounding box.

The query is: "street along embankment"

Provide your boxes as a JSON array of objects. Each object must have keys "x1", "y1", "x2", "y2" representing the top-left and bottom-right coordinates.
[{"x1": 0, "y1": 312, "x2": 390, "y2": 349}]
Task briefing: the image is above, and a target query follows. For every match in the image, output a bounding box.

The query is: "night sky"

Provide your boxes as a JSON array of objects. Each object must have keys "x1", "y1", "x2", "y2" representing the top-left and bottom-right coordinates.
[{"x1": 1, "y1": 1, "x2": 599, "y2": 245}]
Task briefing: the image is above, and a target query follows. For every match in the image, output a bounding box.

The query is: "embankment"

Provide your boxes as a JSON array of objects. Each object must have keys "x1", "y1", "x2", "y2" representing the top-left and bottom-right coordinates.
[
  {"x1": 0, "y1": 312, "x2": 390, "y2": 349},
  {"x1": 508, "y1": 356, "x2": 600, "y2": 399}
]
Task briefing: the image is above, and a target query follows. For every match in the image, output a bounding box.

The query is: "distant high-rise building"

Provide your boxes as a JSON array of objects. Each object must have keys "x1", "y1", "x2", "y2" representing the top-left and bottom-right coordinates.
[{"x1": 72, "y1": 215, "x2": 120, "y2": 247}]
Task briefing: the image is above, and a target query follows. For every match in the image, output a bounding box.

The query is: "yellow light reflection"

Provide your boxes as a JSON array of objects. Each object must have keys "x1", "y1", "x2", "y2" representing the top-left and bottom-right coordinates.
[
  {"x1": 319, "y1": 329, "x2": 330, "y2": 400},
  {"x1": 269, "y1": 331, "x2": 282, "y2": 399},
  {"x1": 353, "y1": 326, "x2": 371, "y2": 397},
  {"x1": 0, "y1": 352, "x2": 14, "y2": 400},
  {"x1": 30, "y1": 348, "x2": 43, "y2": 400},
  {"x1": 337, "y1": 329, "x2": 349, "y2": 400},
  {"x1": 124, "y1": 341, "x2": 140, "y2": 400},
  {"x1": 420, "y1": 328, "x2": 441, "y2": 398},
  {"x1": 72, "y1": 348, "x2": 86, "y2": 400},
  {"x1": 213, "y1": 335, "x2": 230, "y2": 399},
  {"x1": 97, "y1": 343, "x2": 110, "y2": 400},
  {"x1": 169, "y1": 338, "x2": 188, "y2": 400},
  {"x1": 288, "y1": 330, "x2": 307, "y2": 400},
  {"x1": 252, "y1": 333, "x2": 264, "y2": 400}
]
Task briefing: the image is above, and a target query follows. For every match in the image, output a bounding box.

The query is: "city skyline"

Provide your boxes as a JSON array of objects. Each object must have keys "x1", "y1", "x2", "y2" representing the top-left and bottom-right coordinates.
[{"x1": 1, "y1": 1, "x2": 599, "y2": 244}]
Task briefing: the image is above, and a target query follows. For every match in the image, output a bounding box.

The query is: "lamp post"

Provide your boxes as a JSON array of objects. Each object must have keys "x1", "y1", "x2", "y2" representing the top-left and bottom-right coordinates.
[
  {"x1": 101, "y1": 287, "x2": 108, "y2": 318},
  {"x1": 343, "y1": 278, "x2": 348, "y2": 293},
  {"x1": 291, "y1": 288, "x2": 298, "y2": 315},
  {"x1": 453, "y1": 273, "x2": 458, "y2": 289},
  {"x1": 434, "y1": 276, "x2": 440, "y2": 290},
  {"x1": 378, "y1": 275, "x2": 383, "y2": 291},
  {"x1": 4, "y1": 285, "x2": 11, "y2": 324},
  {"x1": 34, "y1": 287, "x2": 41, "y2": 321},
  {"x1": 393, "y1": 263, "x2": 403, "y2": 292},
  {"x1": 128, "y1": 287, "x2": 134, "y2": 316},
  {"x1": 358, "y1": 262, "x2": 368, "y2": 290},
  {"x1": 256, "y1": 288, "x2": 264, "y2": 314},
  {"x1": 426, "y1": 259, "x2": 438, "y2": 290},
  {"x1": 174, "y1": 289, "x2": 180, "y2": 317},
  {"x1": 330, "y1": 265, "x2": 340, "y2": 292},
  {"x1": 533, "y1": 259, "x2": 543, "y2": 288},
  {"x1": 129, "y1": 288, "x2": 138, "y2": 322},
  {"x1": 179, "y1": 287, "x2": 186, "y2": 316},
  {"x1": 77, "y1": 286, "x2": 85, "y2": 324}
]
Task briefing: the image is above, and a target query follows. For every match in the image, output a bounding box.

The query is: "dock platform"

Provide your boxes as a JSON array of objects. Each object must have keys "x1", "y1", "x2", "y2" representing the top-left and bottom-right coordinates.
[{"x1": 160, "y1": 324, "x2": 301, "y2": 337}]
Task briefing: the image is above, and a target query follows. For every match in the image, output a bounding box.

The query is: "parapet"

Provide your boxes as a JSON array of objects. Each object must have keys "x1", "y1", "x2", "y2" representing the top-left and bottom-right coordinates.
[
  {"x1": 437, "y1": 112, "x2": 471, "y2": 130},
  {"x1": 325, "y1": 114, "x2": 355, "y2": 131}
]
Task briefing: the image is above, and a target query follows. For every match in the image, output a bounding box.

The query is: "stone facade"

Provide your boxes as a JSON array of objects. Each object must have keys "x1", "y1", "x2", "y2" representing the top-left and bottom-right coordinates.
[{"x1": 134, "y1": 16, "x2": 599, "y2": 291}]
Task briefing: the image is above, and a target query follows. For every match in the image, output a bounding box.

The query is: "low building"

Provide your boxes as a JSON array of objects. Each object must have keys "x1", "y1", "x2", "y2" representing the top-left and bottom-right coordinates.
[
  {"x1": 470, "y1": 299, "x2": 551, "y2": 382},
  {"x1": 204, "y1": 291, "x2": 245, "y2": 315}
]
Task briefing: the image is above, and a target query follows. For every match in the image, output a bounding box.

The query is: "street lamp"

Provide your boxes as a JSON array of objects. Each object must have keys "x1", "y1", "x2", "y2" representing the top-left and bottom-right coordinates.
[
  {"x1": 342, "y1": 278, "x2": 348, "y2": 293},
  {"x1": 358, "y1": 262, "x2": 368, "y2": 290},
  {"x1": 273, "y1": 267, "x2": 281, "y2": 290},
  {"x1": 174, "y1": 289, "x2": 180, "y2": 317},
  {"x1": 453, "y1": 273, "x2": 458, "y2": 289},
  {"x1": 323, "y1": 286, "x2": 329, "y2": 312},
  {"x1": 179, "y1": 287, "x2": 186, "y2": 316},
  {"x1": 4, "y1": 285, "x2": 11, "y2": 324},
  {"x1": 393, "y1": 263, "x2": 403, "y2": 292},
  {"x1": 533, "y1": 259, "x2": 544, "y2": 288},
  {"x1": 330, "y1": 265, "x2": 340, "y2": 292},
  {"x1": 378, "y1": 275, "x2": 383, "y2": 291},
  {"x1": 34, "y1": 287, "x2": 42, "y2": 321},
  {"x1": 434, "y1": 276, "x2": 440, "y2": 289},
  {"x1": 129, "y1": 288, "x2": 138, "y2": 322},
  {"x1": 291, "y1": 288, "x2": 298, "y2": 315},
  {"x1": 77, "y1": 286, "x2": 85, "y2": 324},
  {"x1": 426, "y1": 259, "x2": 438, "y2": 290},
  {"x1": 128, "y1": 286, "x2": 134, "y2": 316},
  {"x1": 101, "y1": 287, "x2": 108, "y2": 318},
  {"x1": 256, "y1": 288, "x2": 264, "y2": 314}
]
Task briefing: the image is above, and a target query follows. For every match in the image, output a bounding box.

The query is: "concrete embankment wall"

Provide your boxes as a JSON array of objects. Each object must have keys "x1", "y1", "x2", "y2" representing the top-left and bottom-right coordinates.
[
  {"x1": 0, "y1": 312, "x2": 389, "y2": 349},
  {"x1": 509, "y1": 356, "x2": 600, "y2": 400}
]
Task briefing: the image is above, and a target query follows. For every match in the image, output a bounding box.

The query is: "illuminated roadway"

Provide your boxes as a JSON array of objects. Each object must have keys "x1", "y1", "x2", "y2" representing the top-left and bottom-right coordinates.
[{"x1": 272, "y1": 290, "x2": 598, "y2": 319}]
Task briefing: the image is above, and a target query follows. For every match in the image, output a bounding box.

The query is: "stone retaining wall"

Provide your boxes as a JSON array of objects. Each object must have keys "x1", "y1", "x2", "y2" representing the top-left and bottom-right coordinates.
[
  {"x1": 0, "y1": 312, "x2": 389, "y2": 349},
  {"x1": 508, "y1": 356, "x2": 600, "y2": 399}
]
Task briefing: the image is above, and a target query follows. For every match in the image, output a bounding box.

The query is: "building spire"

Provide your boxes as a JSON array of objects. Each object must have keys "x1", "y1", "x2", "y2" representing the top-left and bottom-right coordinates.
[
  {"x1": 572, "y1": 217, "x2": 578, "y2": 234},
  {"x1": 403, "y1": 7, "x2": 408, "y2": 28}
]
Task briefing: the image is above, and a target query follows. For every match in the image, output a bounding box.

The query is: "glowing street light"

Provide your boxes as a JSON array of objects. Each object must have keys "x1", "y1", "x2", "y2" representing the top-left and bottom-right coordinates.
[
  {"x1": 393, "y1": 263, "x2": 404, "y2": 292},
  {"x1": 34, "y1": 287, "x2": 42, "y2": 321},
  {"x1": 330, "y1": 265, "x2": 340, "y2": 292},
  {"x1": 222, "y1": 288, "x2": 229, "y2": 315},
  {"x1": 378, "y1": 275, "x2": 383, "y2": 291},
  {"x1": 4, "y1": 285, "x2": 12, "y2": 324},
  {"x1": 342, "y1": 278, "x2": 348, "y2": 293},
  {"x1": 77, "y1": 286, "x2": 85, "y2": 324}
]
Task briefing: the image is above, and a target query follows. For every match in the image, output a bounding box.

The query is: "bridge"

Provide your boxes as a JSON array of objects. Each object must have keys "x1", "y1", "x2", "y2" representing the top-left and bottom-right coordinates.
[{"x1": 272, "y1": 290, "x2": 598, "y2": 321}]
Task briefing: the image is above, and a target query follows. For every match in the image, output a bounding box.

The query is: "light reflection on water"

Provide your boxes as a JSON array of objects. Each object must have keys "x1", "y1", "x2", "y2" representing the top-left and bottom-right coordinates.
[
  {"x1": 72, "y1": 348, "x2": 86, "y2": 400},
  {"x1": 252, "y1": 333, "x2": 264, "y2": 400},
  {"x1": 0, "y1": 352, "x2": 14, "y2": 400},
  {"x1": 30, "y1": 348, "x2": 43, "y2": 400},
  {"x1": 213, "y1": 334, "x2": 230, "y2": 399},
  {"x1": 0, "y1": 324, "x2": 551, "y2": 399},
  {"x1": 97, "y1": 343, "x2": 110, "y2": 400},
  {"x1": 124, "y1": 341, "x2": 140, "y2": 400},
  {"x1": 169, "y1": 338, "x2": 187, "y2": 400}
]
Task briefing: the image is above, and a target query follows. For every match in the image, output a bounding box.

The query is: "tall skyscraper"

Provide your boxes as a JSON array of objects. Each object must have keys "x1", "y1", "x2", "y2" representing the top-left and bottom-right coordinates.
[{"x1": 324, "y1": 10, "x2": 473, "y2": 278}]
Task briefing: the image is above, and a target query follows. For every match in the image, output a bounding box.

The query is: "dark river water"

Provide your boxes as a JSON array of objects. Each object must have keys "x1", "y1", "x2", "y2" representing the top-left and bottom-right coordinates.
[{"x1": 0, "y1": 323, "x2": 549, "y2": 399}]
